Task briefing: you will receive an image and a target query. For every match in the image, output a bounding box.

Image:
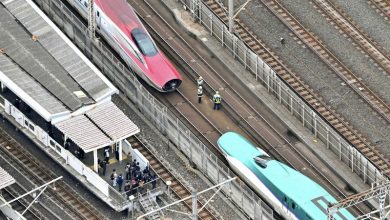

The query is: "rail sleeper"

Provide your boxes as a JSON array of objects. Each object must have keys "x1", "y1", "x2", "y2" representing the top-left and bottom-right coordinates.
[{"x1": 203, "y1": 0, "x2": 390, "y2": 180}]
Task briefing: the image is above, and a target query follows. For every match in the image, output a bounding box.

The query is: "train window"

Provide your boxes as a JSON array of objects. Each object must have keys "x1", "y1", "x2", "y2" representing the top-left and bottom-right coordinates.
[
  {"x1": 131, "y1": 28, "x2": 158, "y2": 57},
  {"x1": 254, "y1": 154, "x2": 271, "y2": 168},
  {"x1": 84, "y1": 1, "x2": 87, "y2": 7},
  {"x1": 96, "y1": 11, "x2": 99, "y2": 17},
  {"x1": 283, "y1": 197, "x2": 287, "y2": 203},
  {"x1": 114, "y1": 30, "x2": 144, "y2": 63},
  {"x1": 292, "y1": 203, "x2": 296, "y2": 209}
]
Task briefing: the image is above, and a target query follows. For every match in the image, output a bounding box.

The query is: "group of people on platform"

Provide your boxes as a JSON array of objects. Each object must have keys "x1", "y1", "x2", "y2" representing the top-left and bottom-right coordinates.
[
  {"x1": 64, "y1": 138, "x2": 85, "y2": 159},
  {"x1": 196, "y1": 76, "x2": 222, "y2": 110},
  {"x1": 106, "y1": 158, "x2": 158, "y2": 198}
]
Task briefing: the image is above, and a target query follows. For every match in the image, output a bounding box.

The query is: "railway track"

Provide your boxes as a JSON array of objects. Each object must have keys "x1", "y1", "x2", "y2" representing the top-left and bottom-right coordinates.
[
  {"x1": 0, "y1": 128, "x2": 105, "y2": 220},
  {"x1": 1, "y1": 184, "x2": 45, "y2": 220},
  {"x1": 312, "y1": 0, "x2": 390, "y2": 72},
  {"x1": 131, "y1": 0, "x2": 373, "y2": 215},
  {"x1": 42, "y1": 0, "x2": 371, "y2": 216},
  {"x1": 203, "y1": 0, "x2": 390, "y2": 177},
  {"x1": 127, "y1": 135, "x2": 217, "y2": 220},
  {"x1": 260, "y1": 0, "x2": 390, "y2": 123},
  {"x1": 368, "y1": 0, "x2": 390, "y2": 21},
  {"x1": 158, "y1": 89, "x2": 224, "y2": 156}
]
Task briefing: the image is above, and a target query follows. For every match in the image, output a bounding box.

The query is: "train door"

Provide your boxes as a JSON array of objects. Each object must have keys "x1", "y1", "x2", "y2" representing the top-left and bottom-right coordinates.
[
  {"x1": 282, "y1": 195, "x2": 297, "y2": 219},
  {"x1": 282, "y1": 196, "x2": 290, "y2": 214},
  {"x1": 100, "y1": 16, "x2": 109, "y2": 32},
  {"x1": 95, "y1": 10, "x2": 101, "y2": 30}
]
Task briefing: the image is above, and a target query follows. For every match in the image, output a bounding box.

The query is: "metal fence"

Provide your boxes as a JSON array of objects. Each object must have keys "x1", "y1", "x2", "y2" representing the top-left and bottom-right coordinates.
[
  {"x1": 1, "y1": 98, "x2": 130, "y2": 210},
  {"x1": 34, "y1": 0, "x2": 274, "y2": 219},
  {"x1": 172, "y1": 0, "x2": 385, "y2": 185}
]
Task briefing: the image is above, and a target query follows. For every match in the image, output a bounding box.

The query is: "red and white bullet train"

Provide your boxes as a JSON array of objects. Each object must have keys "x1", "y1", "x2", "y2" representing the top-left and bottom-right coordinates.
[{"x1": 70, "y1": 0, "x2": 182, "y2": 92}]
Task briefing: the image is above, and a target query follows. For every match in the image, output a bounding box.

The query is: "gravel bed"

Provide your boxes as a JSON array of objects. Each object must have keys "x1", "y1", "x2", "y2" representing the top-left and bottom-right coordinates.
[
  {"x1": 279, "y1": 0, "x2": 390, "y2": 101},
  {"x1": 329, "y1": 0, "x2": 390, "y2": 52},
  {"x1": 218, "y1": 0, "x2": 390, "y2": 156},
  {"x1": 112, "y1": 95, "x2": 248, "y2": 220},
  {"x1": 0, "y1": 154, "x2": 73, "y2": 220}
]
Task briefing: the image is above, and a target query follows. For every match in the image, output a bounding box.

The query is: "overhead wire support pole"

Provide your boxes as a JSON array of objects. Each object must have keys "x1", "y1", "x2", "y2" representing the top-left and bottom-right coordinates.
[
  {"x1": 17, "y1": 186, "x2": 48, "y2": 220},
  {"x1": 0, "y1": 176, "x2": 63, "y2": 208},
  {"x1": 88, "y1": 0, "x2": 95, "y2": 39},
  {"x1": 198, "y1": 185, "x2": 224, "y2": 213},
  {"x1": 136, "y1": 177, "x2": 237, "y2": 220},
  {"x1": 228, "y1": 0, "x2": 253, "y2": 33},
  {"x1": 327, "y1": 180, "x2": 390, "y2": 220}
]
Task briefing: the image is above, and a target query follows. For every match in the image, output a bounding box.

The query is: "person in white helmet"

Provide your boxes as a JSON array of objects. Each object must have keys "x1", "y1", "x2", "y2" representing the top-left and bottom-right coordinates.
[
  {"x1": 197, "y1": 76, "x2": 204, "y2": 87},
  {"x1": 197, "y1": 86, "x2": 203, "y2": 103},
  {"x1": 213, "y1": 91, "x2": 222, "y2": 110}
]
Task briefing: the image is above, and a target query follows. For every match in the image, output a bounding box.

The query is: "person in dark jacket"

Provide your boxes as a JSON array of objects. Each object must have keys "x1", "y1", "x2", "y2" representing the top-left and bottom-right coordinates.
[
  {"x1": 117, "y1": 174, "x2": 124, "y2": 192},
  {"x1": 143, "y1": 166, "x2": 150, "y2": 176},
  {"x1": 131, "y1": 159, "x2": 137, "y2": 168},
  {"x1": 99, "y1": 159, "x2": 107, "y2": 176},
  {"x1": 151, "y1": 174, "x2": 157, "y2": 189},
  {"x1": 64, "y1": 139, "x2": 71, "y2": 150},
  {"x1": 124, "y1": 181, "x2": 131, "y2": 197}
]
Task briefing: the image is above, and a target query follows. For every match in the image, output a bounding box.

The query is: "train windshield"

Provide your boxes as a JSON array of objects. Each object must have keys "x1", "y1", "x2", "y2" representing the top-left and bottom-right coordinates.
[
  {"x1": 254, "y1": 155, "x2": 271, "y2": 168},
  {"x1": 131, "y1": 28, "x2": 158, "y2": 57}
]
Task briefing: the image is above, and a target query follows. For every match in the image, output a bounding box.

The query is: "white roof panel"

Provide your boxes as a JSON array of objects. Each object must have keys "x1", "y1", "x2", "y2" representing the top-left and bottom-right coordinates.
[
  {"x1": 0, "y1": 167, "x2": 15, "y2": 189},
  {"x1": 86, "y1": 101, "x2": 140, "y2": 141},
  {"x1": 55, "y1": 114, "x2": 112, "y2": 153},
  {"x1": 55, "y1": 101, "x2": 139, "y2": 152}
]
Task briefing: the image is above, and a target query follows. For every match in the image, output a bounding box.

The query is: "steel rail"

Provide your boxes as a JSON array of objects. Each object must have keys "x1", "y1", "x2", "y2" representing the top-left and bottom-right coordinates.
[
  {"x1": 369, "y1": 0, "x2": 390, "y2": 21},
  {"x1": 202, "y1": 0, "x2": 390, "y2": 178},
  {"x1": 135, "y1": 0, "x2": 366, "y2": 216},
  {"x1": 260, "y1": 0, "x2": 390, "y2": 123},
  {"x1": 0, "y1": 186, "x2": 44, "y2": 220},
  {"x1": 0, "y1": 149, "x2": 71, "y2": 220},
  {"x1": 0, "y1": 128, "x2": 105, "y2": 220},
  {"x1": 313, "y1": 0, "x2": 390, "y2": 71},
  {"x1": 127, "y1": 136, "x2": 217, "y2": 220}
]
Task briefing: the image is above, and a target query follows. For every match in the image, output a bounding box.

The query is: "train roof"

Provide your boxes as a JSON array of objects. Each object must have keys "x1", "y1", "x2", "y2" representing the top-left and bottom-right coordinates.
[
  {"x1": 218, "y1": 132, "x2": 354, "y2": 220},
  {"x1": 96, "y1": 0, "x2": 144, "y2": 36}
]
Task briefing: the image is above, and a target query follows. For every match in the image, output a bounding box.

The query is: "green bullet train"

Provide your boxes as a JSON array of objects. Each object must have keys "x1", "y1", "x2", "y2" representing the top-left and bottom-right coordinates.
[{"x1": 217, "y1": 132, "x2": 355, "y2": 220}]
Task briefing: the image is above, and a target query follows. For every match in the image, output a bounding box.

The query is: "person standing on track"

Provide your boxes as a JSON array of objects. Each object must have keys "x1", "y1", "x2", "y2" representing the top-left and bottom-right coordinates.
[
  {"x1": 197, "y1": 86, "x2": 203, "y2": 103},
  {"x1": 197, "y1": 76, "x2": 204, "y2": 87},
  {"x1": 213, "y1": 91, "x2": 222, "y2": 110}
]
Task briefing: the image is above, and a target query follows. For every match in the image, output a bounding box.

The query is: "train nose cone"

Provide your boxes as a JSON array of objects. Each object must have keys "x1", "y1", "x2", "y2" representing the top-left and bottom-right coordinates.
[{"x1": 163, "y1": 79, "x2": 182, "y2": 92}]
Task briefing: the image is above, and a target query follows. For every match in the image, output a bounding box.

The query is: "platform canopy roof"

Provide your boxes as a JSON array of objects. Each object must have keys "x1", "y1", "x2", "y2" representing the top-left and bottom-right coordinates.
[
  {"x1": 0, "y1": 0, "x2": 118, "y2": 122},
  {"x1": 0, "y1": 167, "x2": 15, "y2": 190},
  {"x1": 55, "y1": 114, "x2": 112, "y2": 153},
  {"x1": 86, "y1": 101, "x2": 140, "y2": 141},
  {"x1": 55, "y1": 101, "x2": 140, "y2": 153}
]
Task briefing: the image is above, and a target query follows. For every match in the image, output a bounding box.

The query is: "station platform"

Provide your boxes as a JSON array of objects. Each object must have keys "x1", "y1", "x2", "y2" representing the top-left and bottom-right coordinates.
[
  {"x1": 162, "y1": 0, "x2": 371, "y2": 199},
  {"x1": 0, "y1": 0, "x2": 145, "y2": 212}
]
